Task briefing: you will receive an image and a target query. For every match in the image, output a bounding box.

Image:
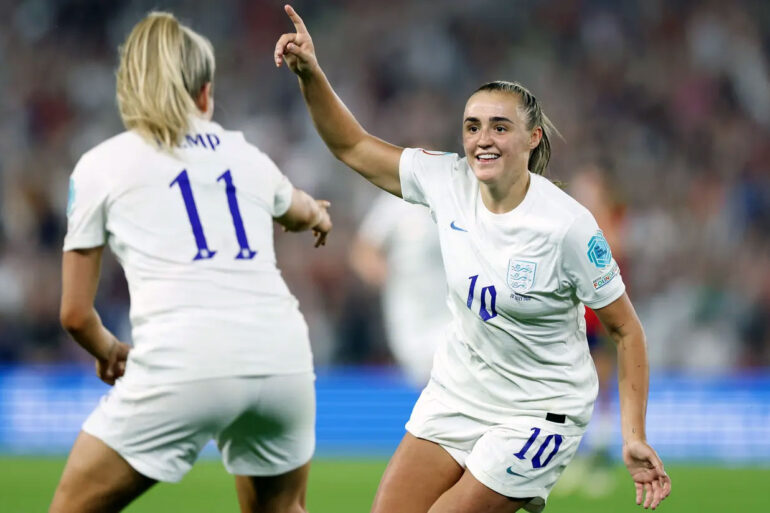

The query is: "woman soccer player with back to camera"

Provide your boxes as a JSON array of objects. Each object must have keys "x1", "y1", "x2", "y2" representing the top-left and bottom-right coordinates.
[
  {"x1": 275, "y1": 5, "x2": 670, "y2": 513},
  {"x1": 51, "y1": 12, "x2": 330, "y2": 513}
]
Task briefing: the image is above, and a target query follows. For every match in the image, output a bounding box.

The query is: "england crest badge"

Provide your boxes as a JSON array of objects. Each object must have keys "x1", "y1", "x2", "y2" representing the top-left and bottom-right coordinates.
[{"x1": 507, "y1": 259, "x2": 537, "y2": 293}]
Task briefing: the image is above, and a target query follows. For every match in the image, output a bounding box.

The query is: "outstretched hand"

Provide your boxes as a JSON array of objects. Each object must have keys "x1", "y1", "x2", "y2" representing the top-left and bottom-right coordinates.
[
  {"x1": 312, "y1": 199, "x2": 332, "y2": 247},
  {"x1": 274, "y1": 4, "x2": 318, "y2": 77},
  {"x1": 623, "y1": 440, "x2": 671, "y2": 509}
]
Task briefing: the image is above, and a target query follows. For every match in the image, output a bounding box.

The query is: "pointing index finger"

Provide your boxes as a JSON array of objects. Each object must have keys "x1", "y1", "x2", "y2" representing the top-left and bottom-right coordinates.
[{"x1": 284, "y1": 4, "x2": 308, "y2": 34}]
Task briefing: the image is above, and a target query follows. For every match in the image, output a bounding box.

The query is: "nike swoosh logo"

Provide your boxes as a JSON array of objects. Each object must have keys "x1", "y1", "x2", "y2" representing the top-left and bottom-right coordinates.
[
  {"x1": 506, "y1": 467, "x2": 525, "y2": 477},
  {"x1": 450, "y1": 221, "x2": 468, "y2": 232}
]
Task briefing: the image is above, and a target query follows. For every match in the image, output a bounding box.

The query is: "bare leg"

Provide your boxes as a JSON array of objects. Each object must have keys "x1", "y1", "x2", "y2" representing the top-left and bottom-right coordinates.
[
  {"x1": 371, "y1": 433, "x2": 464, "y2": 513},
  {"x1": 234, "y1": 461, "x2": 310, "y2": 513},
  {"x1": 50, "y1": 431, "x2": 156, "y2": 513},
  {"x1": 428, "y1": 470, "x2": 529, "y2": 513}
]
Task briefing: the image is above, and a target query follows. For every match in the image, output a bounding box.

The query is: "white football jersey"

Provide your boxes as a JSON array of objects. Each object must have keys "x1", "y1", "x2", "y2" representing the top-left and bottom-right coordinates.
[
  {"x1": 358, "y1": 192, "x2": 451, "y2": 383},
  {"x1": 400, "y1": 148, "x2": 625, "y2": 432},
  {"x1": 64, "y1": 118, "x2": 312, "y2": 384}
]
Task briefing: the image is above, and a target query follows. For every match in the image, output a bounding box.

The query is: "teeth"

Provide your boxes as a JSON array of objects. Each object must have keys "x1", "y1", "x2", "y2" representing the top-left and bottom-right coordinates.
[{"x1": 478, "y1": 154, "x2": 499, "y2": 160}]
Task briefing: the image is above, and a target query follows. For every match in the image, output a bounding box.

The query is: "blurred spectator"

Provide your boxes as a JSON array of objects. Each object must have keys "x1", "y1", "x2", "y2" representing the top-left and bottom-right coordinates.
[{"x1": 0, "y1": 0, "x2": 768, "y2": 369}]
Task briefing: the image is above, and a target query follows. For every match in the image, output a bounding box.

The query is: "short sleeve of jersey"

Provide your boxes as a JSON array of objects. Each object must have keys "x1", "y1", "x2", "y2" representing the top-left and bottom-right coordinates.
[
  {"x1": 399, "y1": 148, "x2": 455, "y2": 209},
  {"x1": 63, "y1": 156, "x2": 108, "y2": 251},
  {"x1": 257, "y1": 152, "x2": 293, "y2": 217},
  {"x1": 561, "y1": 212, "x2": 625, "y2": 309},
  {"x1": 273, "y1": 174, "x2": 293, "y2": 217}
]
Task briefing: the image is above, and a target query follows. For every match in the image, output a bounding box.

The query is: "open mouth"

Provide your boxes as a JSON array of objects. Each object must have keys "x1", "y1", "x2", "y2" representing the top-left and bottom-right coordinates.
[{"x1": 476, "y1": 153, "x2": 500, "y2": 162}]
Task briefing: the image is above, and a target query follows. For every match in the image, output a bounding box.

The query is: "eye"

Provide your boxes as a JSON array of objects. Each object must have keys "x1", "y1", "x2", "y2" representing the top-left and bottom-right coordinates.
[
  {"x1": 466, "y1": 125, "x2": 479, "y2": 133},
  {"x1": 494, "y1": 125, "x2": 507, "y2": 133}
]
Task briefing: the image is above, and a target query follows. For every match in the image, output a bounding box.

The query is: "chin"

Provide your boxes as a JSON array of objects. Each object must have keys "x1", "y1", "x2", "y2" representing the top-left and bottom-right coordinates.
[{"x1": 471, "y1": 164, "x2": 502, "y2": 184}]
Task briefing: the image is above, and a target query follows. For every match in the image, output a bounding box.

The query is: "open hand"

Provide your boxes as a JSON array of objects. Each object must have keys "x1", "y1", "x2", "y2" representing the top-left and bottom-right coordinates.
[
  {"x1": 274, "y1": 4, "x2": 318, "y2": 77},
  {"x1": 623, "y1": 440, "x2": 671, "y2": 509}
]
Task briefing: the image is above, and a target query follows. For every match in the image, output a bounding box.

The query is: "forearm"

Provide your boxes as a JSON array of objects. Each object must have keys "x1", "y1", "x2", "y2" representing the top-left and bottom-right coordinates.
[
  {"x1": 298, "y1": 67, "x2": 367, "y2": 160},
  {"x1": 614, "y1": 328, "x2": 649, "y2": 443},
  {"x1": 277, "y1": 189, "x2": 324, "y2": 232},
  {"x1": 62, "y1": 308, "x2": 116, "y2": 360}
]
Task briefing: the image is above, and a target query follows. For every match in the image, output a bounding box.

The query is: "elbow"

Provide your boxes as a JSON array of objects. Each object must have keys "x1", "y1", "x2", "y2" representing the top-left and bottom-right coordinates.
[{"x1": 59, "y1": 305, "x2": 91, "y2": 335}]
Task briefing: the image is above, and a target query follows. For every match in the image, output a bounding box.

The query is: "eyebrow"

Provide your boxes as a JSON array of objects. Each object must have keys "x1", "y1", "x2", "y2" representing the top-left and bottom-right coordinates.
[{"x1": 464, "y1": 116, "x2": 514, "y2": 124}]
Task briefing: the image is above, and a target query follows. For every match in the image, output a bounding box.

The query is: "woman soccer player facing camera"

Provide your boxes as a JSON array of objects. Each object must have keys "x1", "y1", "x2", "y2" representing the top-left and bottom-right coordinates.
[
  {"x1": 51, "y1": 12, "x2": 331, "y2": 513},
  {"x1": 275, "y1": 5, "x2": 670, "y2": 512}
]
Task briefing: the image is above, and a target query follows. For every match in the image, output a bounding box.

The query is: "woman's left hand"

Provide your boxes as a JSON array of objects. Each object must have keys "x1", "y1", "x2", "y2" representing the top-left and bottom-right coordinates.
[{"x1": 623, "y1": 439, "x2": 671, "y2": 509}]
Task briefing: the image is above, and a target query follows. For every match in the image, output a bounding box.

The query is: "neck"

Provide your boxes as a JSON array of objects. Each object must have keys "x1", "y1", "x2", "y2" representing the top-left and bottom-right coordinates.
[{"x1": 479, "y1": 169, "x2": 531, "y2": 214}]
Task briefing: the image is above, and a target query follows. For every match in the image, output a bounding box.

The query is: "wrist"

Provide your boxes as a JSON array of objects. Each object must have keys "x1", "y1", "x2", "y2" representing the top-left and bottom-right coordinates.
[
  {"x1": 623, "y1": 433, "x2": 647, "y2": 445},
  {"x1": 94, "y1": 333, "x2": 117, "y2": 361},
  {"x1": 298, "y1": 62, "x2": 322, "y2": 83}
]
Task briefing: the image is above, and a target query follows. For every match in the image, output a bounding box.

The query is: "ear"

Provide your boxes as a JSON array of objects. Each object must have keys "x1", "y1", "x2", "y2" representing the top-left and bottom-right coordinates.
[
  {"x1": 530, "y1": 126, "x2": 543, "y2": 150},
  {"x1": 194, "y1": 82, "x2": 213, "y2": 114}
]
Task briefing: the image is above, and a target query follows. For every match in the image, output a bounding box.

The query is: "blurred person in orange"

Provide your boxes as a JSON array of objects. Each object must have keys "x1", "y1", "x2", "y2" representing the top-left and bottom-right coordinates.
[
  {"x1": 51, "y1": 12, "x2": 331, "y2": 513},
  {"x1": 554, "y1": 165, "x2": 629, "y2": 498},
  {"x1": 275, "y1": 5, "x2": 670, "y2": 512}
]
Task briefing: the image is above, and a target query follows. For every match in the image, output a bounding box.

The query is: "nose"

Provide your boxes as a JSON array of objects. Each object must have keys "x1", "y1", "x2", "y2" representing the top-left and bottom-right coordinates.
[{"x1": 477, "y1": 127, "x2": 493, "y2": 147}]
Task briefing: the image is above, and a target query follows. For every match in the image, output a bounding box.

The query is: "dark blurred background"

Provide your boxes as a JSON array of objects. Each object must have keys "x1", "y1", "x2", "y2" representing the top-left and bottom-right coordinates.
[{"x1": 1, "y1": 0, "x2": 768, "y2": 370}]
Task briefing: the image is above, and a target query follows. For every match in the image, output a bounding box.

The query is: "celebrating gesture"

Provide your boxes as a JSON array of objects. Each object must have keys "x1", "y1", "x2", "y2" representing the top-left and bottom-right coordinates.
[
  {"x1": 277, "y1": 4, "x2": 670, "y2": 512},
  {"x1": 274, "y1": 5, "x2": 318, "y2": 77}
]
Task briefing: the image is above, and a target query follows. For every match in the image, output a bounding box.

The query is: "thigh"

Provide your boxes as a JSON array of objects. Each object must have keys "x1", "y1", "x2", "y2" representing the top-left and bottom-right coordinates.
[
  {"x1": 371, "y1": 433, "x2": 464, "y2": 513},
  {"x1": 429, "y1": 470, "x2": 528, "y2": 513},
  {"x1": 219, "y1": 373, "x2": 316, "y2": 477},
  {"x1": 234, "y1": 461, "x2": 310, "y2": 513},
  {"x1": 50, "y1": 431, "x2": 156, "y2": 513}
]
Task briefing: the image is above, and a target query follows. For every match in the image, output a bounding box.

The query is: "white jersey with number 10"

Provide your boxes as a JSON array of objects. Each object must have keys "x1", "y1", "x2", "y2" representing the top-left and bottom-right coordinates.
[{"x1": 399, "y1": 148, "x2": 625, "y2": 433}]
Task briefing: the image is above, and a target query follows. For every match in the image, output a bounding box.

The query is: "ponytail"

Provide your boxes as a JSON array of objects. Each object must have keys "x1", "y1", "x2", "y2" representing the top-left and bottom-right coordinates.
[{"x1": 116, "y1": 12, "x2": 215, "y2": 149}]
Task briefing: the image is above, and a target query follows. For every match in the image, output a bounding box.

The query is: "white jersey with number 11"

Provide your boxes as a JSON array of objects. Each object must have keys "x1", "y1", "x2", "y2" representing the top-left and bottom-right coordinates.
[{"x1": 64, "y1": 118, "x2": 313, "y2": 385}]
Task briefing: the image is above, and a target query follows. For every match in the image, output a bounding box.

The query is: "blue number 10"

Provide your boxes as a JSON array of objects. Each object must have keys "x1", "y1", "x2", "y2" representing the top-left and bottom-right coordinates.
[
  {"x1": 170, "y1": 169, "x2": 258, "y2": 261},
  {"x1": 467, "y1": 275, "x2": 497, "y2": 321}
]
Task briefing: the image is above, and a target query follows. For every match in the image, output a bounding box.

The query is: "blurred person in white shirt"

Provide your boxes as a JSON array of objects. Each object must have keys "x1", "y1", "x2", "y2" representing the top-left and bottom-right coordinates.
[{"x1": 350, "y1": 191, "x2": 450, "y2": 387}]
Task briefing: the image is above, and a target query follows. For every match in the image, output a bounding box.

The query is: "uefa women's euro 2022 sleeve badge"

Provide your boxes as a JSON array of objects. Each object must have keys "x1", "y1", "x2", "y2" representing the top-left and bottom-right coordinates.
[
  {"x1": 587, "y1": 231, "x2": 620, "y2": 290},
  {"x1": 67, "y1": 178, "x2": 76, "y2": 217},
  {"x1": 587, "y1": 231, "x2": 612, "y2": 269}
]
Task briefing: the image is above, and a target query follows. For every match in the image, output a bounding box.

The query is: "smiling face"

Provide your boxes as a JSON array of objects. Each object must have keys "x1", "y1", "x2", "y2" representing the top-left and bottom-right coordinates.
[{"x1": 462, "y1": 90, "x2": 542, "y2": 186}]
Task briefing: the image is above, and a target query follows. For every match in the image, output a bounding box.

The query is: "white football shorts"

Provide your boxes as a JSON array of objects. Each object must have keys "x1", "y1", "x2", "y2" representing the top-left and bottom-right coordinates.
[
  {"x1": 406, "y1": 385, "x2": 584, "y2": 513},
  {"x1": 83, "y1": 372, "x2": 315, "y2": 483}
]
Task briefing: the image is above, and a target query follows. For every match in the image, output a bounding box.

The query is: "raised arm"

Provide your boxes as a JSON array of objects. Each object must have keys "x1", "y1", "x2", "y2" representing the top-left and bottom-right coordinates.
[
  {"x1": 594, "y1": 293, "x2": 671, "y2": 509},
  {"x1": 274, "y1": 4, "x2": 403, "y2": 196}
]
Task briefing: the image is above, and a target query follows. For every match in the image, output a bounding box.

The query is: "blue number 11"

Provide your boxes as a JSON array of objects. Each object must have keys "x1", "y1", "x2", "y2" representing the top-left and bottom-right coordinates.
[{"x1": 170, "y1": 169, "x2": 257, "y2": 261}]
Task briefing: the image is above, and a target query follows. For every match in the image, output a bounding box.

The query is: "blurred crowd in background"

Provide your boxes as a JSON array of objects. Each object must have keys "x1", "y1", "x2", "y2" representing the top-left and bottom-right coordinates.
[{"x1": 0, "y1": 0, "x2": 768, "y2": 370}]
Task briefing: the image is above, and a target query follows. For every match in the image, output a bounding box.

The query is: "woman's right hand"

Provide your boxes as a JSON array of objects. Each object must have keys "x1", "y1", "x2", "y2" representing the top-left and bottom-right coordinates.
[
  {"x1": 95, "y1": 338, "x2": 131, "y2": 386},
  {"x1": 311, "y1": 200, "x2": 332, "y2": 247},
  {"x1": 274, "y1": 4, "x2": 318, "y2": 78}
]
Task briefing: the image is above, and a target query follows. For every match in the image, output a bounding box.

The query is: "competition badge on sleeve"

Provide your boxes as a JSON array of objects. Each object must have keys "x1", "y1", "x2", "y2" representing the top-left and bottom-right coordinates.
[
  {"x1": 66, "y1": 178, "x2": 75, "y2": 217},
  {"x1": 507, "y1": 259, "x2": 537, "y2": 293},
  {"x1": 587, "y1": 231, "x2": 612, "y2": 268}
]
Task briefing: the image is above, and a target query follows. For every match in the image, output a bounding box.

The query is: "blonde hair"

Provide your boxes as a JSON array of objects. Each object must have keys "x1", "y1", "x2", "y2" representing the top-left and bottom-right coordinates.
[
  {"x1": 474, "y1": 81, "x2": 562, "y2": 176},
  {"x1": 116, "y1": 12, "x2": 215, "y2": 148}
]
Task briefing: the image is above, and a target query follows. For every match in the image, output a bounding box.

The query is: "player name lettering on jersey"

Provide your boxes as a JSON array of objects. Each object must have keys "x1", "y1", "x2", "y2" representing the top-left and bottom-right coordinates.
[{"x1": 180, "y1": 133, "x2": 221, "y2": 151}]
